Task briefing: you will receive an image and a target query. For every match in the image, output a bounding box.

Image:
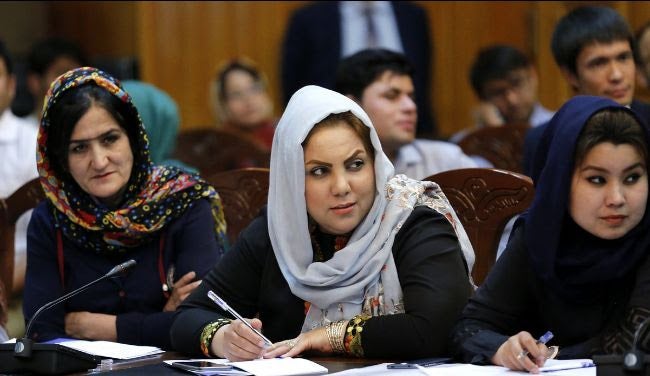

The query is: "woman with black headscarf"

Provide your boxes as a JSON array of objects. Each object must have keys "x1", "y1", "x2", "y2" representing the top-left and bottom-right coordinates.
[{"x1": 452, "y1": 95, "x2": 650, "y2": 373}]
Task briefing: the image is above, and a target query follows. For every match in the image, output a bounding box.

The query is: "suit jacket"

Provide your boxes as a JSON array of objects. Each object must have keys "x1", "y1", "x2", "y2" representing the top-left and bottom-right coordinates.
[
  {"x1": 522, "y1": 99, "x2": 650, "y2": 177},
  {"x1": 281, "y1": 1, "x2": 435, "y2": 136}
]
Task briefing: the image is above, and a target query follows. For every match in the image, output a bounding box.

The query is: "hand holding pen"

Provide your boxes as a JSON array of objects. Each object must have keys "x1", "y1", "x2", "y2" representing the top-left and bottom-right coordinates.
[
  {"x1": 206, "y1": 290, "x2": 273, "y2": 361},
  {"x1": 493, "y1": 330, "x2": 555, "y2": 373}
]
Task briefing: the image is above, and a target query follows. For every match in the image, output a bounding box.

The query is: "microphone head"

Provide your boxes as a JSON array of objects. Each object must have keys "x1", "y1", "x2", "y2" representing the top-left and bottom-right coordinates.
[{"x1": 106, "y1": 259, "x2": 137, "y2": 277}]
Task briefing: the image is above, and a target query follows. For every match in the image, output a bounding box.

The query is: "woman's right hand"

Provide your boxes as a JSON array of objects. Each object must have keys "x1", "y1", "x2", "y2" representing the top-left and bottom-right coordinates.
[
  {"x1": 211, "y1": 319, "x2": 267, "y2": 361},
  {"x1": 491, "y1": 331, "x2": 548, "y2": 373}
]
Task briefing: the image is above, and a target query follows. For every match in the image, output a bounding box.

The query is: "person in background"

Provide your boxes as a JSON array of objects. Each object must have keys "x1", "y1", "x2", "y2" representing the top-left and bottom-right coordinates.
[
  {"x1": 122, "y1": 79, "x2": 196, "y2": 173},
  {"x1": 25, "y1": 36, "x2": 87, "y2": 123},
  {"x1": 635, "y1": 21, "x2": 650, "y2": 90},
  {"x1": 281, "y1": 1, "x2": 436, "y2": 138},
  {"x1": 335, "y1": 48, "x2": 477, "y2": 180},
  {"x1": 524, "y1": 6, "x2": 650, "y2": 176},
  {"x1": 23, "y1": 67, "x2": 227, "y2": 349},
  {"x1": 450, "y1": 45, "x2": 554, "y2": 143},
  {"x1": 171, "y1": 85, "x2": 474, "y2": 361},
  {"x1": 212, "y1": 58, "x2": 276, "y2": 151},
  {"x1": 452, "y1": 96, "x2": 650, "y2": 372},
  {"x1": 0, "y1": 39, "x2": 39, "y2": 339}
]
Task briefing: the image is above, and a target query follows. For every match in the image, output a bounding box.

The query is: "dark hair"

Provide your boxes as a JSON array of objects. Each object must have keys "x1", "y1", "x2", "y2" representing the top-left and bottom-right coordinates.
[
  {"x1": 469, "y1": 45, "x2": 531, "y2": 99},
  {"x1": 574, "y1": 108, "x2": 648, "y2": 169},
  {"x1": 47, "y1": 83, "x2": 141, "y2": 178},
  {"x1": 0, "y1": 39, "x2": 13, "y2": 75},
  {"x1": 27, "y1": 37, "x2": 87, "y2": 75},
  {"x1": 303, "y1": 111, "x2": 375, "y2": 160},
  {"x1": 215, "y1": 59, "x2": 265, "y2": 103},
  {"x1": 335, "y1": 48, "x2": 414, "y2": 99},
  {"x1": 551, "y1": 6, "x2": 633, "y2": 76}
]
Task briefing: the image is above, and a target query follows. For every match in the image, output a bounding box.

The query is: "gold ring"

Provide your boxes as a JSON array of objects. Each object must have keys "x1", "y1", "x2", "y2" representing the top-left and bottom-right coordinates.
[{"x1": 285, "y1": 339, "x2": 298, "y2": 349}]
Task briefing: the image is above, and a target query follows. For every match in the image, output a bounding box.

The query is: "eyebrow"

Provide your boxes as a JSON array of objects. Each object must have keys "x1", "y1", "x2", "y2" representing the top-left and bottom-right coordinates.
[
  {"x1": 580, "y1": 162, "x2": 645, "y2": 173},
  {"x1": 305, "y1": 149, "x2": 366, "y2": 166},
  {"x1": 69, "y1": 129, "x2": 122, "y2": 145}
]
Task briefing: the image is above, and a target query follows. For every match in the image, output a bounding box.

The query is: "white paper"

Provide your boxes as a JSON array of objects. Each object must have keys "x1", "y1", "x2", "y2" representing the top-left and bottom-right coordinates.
[
  {"x1": 59, "y1": 339, "x2": 163, "y2": 359},
  {"x1": 539, "y1": 359, "x2": 594, "y2": 372},
  {"x1": 230, "y1": 357, "x2": 328, "y2": 376}
]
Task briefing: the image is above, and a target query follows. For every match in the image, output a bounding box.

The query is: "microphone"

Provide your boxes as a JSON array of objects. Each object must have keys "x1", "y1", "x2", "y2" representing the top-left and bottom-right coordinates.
[
  {"x1": 622, "y1": 316, "x2": 650, "y2": 372},
  {"x1": 0, "y1": 259, "x2": 136, "y2": 374},
  {"x1": 594, "y1": 313, "x2": 650, "y2": 376}
]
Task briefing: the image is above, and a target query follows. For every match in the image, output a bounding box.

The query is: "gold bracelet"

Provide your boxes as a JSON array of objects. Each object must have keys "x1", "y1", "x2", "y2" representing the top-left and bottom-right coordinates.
[
  {"x1": 326, "y1": 320, "x2": 347, "y2": 353},
  {"x1": 200, "y1": 318, "x2": 231, "y2": 357}
]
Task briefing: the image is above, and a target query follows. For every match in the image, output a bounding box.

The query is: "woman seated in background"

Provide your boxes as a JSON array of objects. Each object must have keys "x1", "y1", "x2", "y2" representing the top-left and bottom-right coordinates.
[
  {"x1": 212, "y1": 58, "x2": 276, "y2": 151},
  {"x1": 452, "y1": 96, "x2": 650, "y2": 373},
  {"x1": 122, "y1": 79, "x2": 196, "y2": 173},
  {"x1": 23, "y1": 67, "x2": 228, "y2": 349},
  {"x1": 171, "y1": 85, "x2": 475, "y2": 360}
]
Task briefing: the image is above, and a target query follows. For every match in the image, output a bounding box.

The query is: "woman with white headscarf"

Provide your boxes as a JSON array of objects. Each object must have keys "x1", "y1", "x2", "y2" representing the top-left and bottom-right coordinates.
[{"x1": 171, "y1": 86, "x2": 475, "y2": 360}]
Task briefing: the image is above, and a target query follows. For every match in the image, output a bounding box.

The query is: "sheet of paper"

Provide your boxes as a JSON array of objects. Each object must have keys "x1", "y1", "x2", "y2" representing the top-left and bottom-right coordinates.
[
  {"x1": 59, "y1": 340, "x2": 163, "y2": 359},
  {"x1": 539, "y1": 359, "x2": 594, "y2": 372},
  {"x1": 164, "y1": 359, "x2": 251, "y2": 375},
  {"x1": 230, "y1": 357, "x2": 328, "y2": 376}
]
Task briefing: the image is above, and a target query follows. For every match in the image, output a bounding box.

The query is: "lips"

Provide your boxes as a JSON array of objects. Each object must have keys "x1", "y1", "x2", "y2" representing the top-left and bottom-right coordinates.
[
  {"x1": 601, "y1": 215, "x2": 626, "y2": 225},
  {"x1": 331, "y1": 202, "x2": 355, "y2": 215},
  {"x1": 93, "y1": 172, "x2": 114, "y2": 179}
]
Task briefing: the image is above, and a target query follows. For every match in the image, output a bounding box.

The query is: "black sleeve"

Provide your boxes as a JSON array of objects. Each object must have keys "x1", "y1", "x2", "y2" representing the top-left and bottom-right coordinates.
[
  {"x1": 450, "y1": 225, "x2": 536, "y2": 363},
  {"x1": 170, "y1": 209, "x2": 269, "y2": 356},
  {"x1": 360, "y1": 206, "x2": 473, "y2": 359}
]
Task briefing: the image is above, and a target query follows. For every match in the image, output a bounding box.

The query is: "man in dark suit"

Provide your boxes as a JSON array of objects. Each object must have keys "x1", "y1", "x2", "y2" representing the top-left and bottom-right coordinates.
[
  {"x1": 281, "y1": 1, "x2": 436, "y2": 138},
  {"x1": 523, "y1": 6, "x2": 650, "y2": 176}
]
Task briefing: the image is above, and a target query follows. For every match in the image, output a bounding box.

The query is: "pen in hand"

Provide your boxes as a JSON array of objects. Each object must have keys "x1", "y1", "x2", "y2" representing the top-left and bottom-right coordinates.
[
  {"x1": 207, "y1": 290, "x2": 273, "y2": 347},
  {"x1": 517, "y1": 331, "x2": 553, "y2": 361}
]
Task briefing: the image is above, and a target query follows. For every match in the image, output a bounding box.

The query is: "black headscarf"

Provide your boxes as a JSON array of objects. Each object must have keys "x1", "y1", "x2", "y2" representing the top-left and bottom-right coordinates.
[{"x1": 523, "y1": 95, "x2": 650, "y2": 301}]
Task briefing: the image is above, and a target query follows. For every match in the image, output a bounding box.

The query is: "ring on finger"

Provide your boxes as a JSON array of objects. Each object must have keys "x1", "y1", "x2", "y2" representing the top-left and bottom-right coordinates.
[{"x1": 286, "y1": 338, "x2": 298, "y2": 349}]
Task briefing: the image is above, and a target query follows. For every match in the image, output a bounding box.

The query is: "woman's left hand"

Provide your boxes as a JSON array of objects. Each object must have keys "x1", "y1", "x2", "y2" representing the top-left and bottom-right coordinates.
[
  {"x1": 263, "y1": 327, "x2": 330, "y2": 358},
  {"x1": 64, "y1": 311, "x2": 117, "y2": 341},
  {"x1": 163, "y1": 271, "x2": 201, "y2": 312}
]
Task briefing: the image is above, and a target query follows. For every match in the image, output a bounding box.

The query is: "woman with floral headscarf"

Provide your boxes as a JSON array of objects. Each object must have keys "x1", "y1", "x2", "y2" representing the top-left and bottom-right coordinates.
[
  {"x1": 171, "y1": 85, "x2": 474, "y2": 361},
  {"x1": 23, "y1": 67, "x2": 227, "y2": 349}
]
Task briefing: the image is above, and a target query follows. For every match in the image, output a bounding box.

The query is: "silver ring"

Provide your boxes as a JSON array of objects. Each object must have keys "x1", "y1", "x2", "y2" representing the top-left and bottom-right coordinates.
[{"x1": 516, "y1": 351, "x2": 526, "y2": 360}]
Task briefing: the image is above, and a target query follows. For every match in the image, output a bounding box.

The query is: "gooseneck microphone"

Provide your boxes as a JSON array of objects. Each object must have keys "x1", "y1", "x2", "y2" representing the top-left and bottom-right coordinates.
[
  {"x1": 14, "y1": 259, "x2": 137, "y2": 358},
  {"x1": 623, "y1": 315, "x2": 650, "y2": 371}
]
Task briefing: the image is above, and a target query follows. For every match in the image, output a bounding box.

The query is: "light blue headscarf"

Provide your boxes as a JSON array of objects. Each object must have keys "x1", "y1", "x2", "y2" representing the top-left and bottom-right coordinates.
[{"x1": 268, "y1": 86, "x2": 474, "y2": 332}]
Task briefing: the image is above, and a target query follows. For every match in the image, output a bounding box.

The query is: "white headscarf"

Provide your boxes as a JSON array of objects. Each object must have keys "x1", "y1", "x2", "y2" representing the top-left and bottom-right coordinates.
[{"x1": 268, "y1": 86, "x2": 474, "y2": 332}]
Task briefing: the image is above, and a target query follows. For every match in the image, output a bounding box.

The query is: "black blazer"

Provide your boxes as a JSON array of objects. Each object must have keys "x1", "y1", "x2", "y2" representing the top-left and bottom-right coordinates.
[{"x1": 280, "y1": 1, "x2": 435, "y2": 136}]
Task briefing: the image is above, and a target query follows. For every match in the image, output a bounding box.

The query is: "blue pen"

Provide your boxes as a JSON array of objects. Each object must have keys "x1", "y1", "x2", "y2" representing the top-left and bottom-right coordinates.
[
  {"x1": 517, "y1": 331, "x2": 554, "y2": 360},
  {"x1": 207, "y1": 290, "x2": 273, "y2": 347}
]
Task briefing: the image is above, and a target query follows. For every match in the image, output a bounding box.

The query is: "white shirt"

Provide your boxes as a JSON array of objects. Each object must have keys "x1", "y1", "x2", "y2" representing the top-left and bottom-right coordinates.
[
  {"x1": 339, "y1": 1, "x2": 404, "y2": 58},
  {"x1": 393, "y1": 139, "x2": 478, "y2": 180},
  {"x1": 0, "y1": 109, "x2": 39, "y2": 291}
]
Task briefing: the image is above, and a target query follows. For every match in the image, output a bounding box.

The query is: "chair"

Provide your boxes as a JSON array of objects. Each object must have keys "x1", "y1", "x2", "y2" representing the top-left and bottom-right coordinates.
[
  {"x1": 172, "y1": 128, "x2": 271, "y2": 177},
  {"x1": 457, "y1": 122, "x2": 530, "y2": 174},
  {"x1": 424, "y1": 168, "x2": 534, "y2": 285},
  {"x1": 0, "y1": 178, "x2": 46, "y2": 296},
  {"x1": 204, "y1": 168, "x2": 270, "y2": 245}
]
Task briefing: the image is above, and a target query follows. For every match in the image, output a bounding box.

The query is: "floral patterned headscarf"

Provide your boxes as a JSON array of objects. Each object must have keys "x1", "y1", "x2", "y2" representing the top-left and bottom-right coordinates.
[{"x1": 37, "y1": 67, "x2": 227, "y2": 254}]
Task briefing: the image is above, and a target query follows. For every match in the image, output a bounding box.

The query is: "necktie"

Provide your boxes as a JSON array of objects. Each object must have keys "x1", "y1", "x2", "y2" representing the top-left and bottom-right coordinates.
[{"x1": 363, "y1": 3, "x2": 377, "y2": 48}]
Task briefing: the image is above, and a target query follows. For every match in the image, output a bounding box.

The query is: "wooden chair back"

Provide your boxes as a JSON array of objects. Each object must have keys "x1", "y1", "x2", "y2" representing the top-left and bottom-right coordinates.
[
  {"x1": 204, "y1": 168, "x2": 270, "y2": 246},
  {"x1": 457, "y1": 122, "x2": 530, "y2": 174},
  {"x1": 425, "y1": 168, "x2": 534, "y2": 285},
  {"x1": 0, "y1": 178, "x2": 46, "y2": 296},
  {"x1": 172, "y1": 128, "x2": 271, "y2": 177}
]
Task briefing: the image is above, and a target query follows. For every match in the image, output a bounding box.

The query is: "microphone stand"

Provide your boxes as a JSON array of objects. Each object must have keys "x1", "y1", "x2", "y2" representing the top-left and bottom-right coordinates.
[
  {"x1": 595, "y1": 314, "x2": 650, "y2": 375},
  {"x1": 0, "y1": 259, "x2": 136, "y2": 374}
]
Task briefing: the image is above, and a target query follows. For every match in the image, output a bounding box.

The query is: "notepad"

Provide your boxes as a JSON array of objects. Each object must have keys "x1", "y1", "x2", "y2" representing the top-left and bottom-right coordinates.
[{"x1": 539, "y1": 358, "x2": 594, "y2": 372}]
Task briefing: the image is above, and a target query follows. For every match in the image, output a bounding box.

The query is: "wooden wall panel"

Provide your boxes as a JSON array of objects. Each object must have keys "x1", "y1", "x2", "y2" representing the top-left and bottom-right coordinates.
[
  {"x1": 43, "y1": 1, "x2": 650, "y2": 138},
  {"x1": 138, "y1": 1, "x2": 305, "y2": 130}
]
